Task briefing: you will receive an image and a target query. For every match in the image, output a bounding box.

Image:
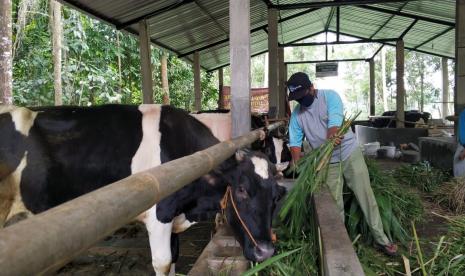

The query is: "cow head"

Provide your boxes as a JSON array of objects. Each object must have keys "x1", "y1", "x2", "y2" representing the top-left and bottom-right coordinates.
[
  {"x1": 252, "y1": 128, "x2": 292, "y2": 175},
  {"x1": 220, "y1": 150, "x2": 286, "y2": 262}
]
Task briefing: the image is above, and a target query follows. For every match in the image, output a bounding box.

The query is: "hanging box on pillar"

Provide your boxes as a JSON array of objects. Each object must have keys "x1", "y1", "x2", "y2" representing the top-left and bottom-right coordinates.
[{"x1": 316, "y1": 62, "x2": 338, "y2": 77}]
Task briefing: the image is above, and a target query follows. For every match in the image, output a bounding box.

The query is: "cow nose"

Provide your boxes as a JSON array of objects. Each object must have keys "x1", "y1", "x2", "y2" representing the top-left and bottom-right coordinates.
[{"x1": 253, "y1": 242, "x2": 275, "y2": 262}]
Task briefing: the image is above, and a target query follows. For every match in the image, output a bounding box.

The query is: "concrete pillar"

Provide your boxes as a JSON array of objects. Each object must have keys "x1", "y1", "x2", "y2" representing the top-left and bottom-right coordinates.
[
  {"x1": 230, "y1": 0, "x2": 251, "y2": 137},
  {"x1": 456, "y1": 0, "x2": 465, "y2": 116},
  {"x1": 161, "y1": 53, "x2": 170, "y2": 105},
  {"x1": 194, "y1": 51, "x2": 201, "y2": 111},
  {"x1": 396, "y1": 39, "x2": 405, "y2": 128},
  {"x1": 268, "y1": 8, "x2": 279, "y2": 118},
  {"x1": 138, "y1": 19, "x2": 153, "y2": 104},
  {"x1": 369, "y1": 59, "x2": 375, "y2": 116},
  {"x1": 218, "y1": 67, "x2": 224, "y2": 109},
  {"x1": 278, "y1": 47, "x2": 286, "y2": 118},
  {"x1": 442, "y1": 58, "x2": 449, "y2": 118}
]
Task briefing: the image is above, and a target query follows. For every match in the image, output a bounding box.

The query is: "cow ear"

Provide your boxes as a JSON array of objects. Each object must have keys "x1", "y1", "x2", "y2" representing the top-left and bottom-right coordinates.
[
  {"x1": 275, "y1": 161, "x2": 289, "y2": 172},
  {"x1": 235, "y1": 150, "x2": 247, "y2": 161}
]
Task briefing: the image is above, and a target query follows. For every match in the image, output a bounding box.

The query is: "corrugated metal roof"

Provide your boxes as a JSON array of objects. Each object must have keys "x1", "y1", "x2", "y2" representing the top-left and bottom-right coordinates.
[{"x1": 59, "y1": 0, "x2": 457, "y2": 71}]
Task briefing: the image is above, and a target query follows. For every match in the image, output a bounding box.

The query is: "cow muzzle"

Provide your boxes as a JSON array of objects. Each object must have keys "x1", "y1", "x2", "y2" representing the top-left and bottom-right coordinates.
[{"x1": 252, "y1": 242, "x2": 275, "y2": 262}]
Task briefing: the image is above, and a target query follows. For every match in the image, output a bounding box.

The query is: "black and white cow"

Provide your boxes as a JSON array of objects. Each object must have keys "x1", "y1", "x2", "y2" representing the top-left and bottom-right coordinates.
[{"x1": 0, "y1": 104, "x2": 286, "y2": 275}]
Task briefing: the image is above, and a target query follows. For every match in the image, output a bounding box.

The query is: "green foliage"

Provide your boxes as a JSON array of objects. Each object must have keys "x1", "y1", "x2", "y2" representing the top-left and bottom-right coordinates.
[
  {"x1": 394, "y1": 162, "x2": 450, "y2": 193},
  {"x1": 356, "y1": 216, "x2": 465, "y2": 276},
  {"x1": 11, "y1": 0, "x2": 219, "y2": 109},
  {"x1": 345, "y1": 159, "x2": 424, "y2": 245}
]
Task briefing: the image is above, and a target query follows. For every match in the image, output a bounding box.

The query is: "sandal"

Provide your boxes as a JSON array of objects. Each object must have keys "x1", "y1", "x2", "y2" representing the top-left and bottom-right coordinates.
[{"x1": 375, "y1": 243, "x2": 398, "y2": 256}]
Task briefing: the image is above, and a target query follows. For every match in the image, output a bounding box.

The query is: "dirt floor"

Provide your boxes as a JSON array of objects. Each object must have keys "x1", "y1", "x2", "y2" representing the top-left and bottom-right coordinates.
[
  {"x1": 377, "y1": 159, "x2": 451, "y2": 248},
  {"x1": 56, "y1": 221, "x2": 214, "y2": 275}
]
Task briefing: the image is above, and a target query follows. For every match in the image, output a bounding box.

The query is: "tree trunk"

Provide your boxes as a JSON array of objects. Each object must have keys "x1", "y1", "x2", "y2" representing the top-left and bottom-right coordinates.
[
  {"x1": 161, "y1": 53, "x2": 170, "y2": 105},
  {"x1": 0, "y1": 0, "x2": 13, "y2": 105},
  {"x1": 116, "y1": 31, "x2": 122, "y2": 102},
  {"x1": 50, "y1": 0, "x2": 62, "y2": 106},
  {"x1": 381, "y1": 47, "x2": 388, "y2": 111}
]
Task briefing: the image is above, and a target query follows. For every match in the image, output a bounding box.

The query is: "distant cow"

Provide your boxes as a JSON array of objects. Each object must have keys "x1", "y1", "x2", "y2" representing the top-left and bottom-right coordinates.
[
  {"x1": 195, "y1": 110, "x2": 291, "y2": 173},
  {"x1": 0, "y1": 105, "x2": 286, "y2": 275},
  {"x1": 372, "y1": 110, "x2": 431, "y2": 128}
]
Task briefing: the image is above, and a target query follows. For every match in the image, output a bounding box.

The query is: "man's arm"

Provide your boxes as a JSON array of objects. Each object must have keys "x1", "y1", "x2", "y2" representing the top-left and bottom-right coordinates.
[
  {"x1": 326, "y1": 90, "x2": 344, "y2": 145},
  {"x1": 290, "y1": 146, "x2": 302, "y2": 164},
  {"x1": 289, "y1": 107, "x2": 304, "y2": 165}
]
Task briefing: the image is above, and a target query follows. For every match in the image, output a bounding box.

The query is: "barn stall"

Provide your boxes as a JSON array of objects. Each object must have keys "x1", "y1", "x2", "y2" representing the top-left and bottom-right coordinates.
[{"x1": 1, "y1": 0, "x2": 465, "y2": 275}]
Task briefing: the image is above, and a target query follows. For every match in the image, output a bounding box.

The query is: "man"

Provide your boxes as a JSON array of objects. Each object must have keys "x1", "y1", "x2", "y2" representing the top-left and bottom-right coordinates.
[
  {"x1": 454, "y1": 109, "x2": 465, "y2": 176},
  {"x1": 286, "y1": 72, "x2": 397, "y2": 256}
]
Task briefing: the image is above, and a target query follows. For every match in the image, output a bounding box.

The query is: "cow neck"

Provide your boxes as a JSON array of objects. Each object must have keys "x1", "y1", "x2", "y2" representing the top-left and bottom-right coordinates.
[{"x1": 220, "y1": 186, "x2": 259, "y2": 247}]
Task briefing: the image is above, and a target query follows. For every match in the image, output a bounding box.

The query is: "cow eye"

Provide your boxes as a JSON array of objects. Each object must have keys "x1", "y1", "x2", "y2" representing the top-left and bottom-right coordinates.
[{"x1": 236, "y1": 185, "x2": 248, "y2": 198}]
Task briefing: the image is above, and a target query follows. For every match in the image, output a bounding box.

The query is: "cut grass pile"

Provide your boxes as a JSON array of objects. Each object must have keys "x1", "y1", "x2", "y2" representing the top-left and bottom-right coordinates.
[
  {"x1": 357, "y1": 215, "x2": 465, "y2": 276},
  {"x1": 394, "y1": 162, "x2": 450, "y2": 193},
  {"x1": 345, "y1": 159, "x2": 424, "y2": 245},
  {"x1": 434, "y1": 177, "x2": 465, "y2": 214}
]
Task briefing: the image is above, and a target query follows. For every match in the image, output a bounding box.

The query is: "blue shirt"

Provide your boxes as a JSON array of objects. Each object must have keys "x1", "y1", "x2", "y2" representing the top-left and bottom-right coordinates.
[{"x1": 288, "y1": 89, "x2": 358, "y2": 163}]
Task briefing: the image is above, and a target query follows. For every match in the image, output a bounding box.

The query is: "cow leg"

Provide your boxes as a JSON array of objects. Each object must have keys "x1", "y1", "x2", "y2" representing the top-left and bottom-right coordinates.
[
  {"x1": 144, "y1": 205, "x2": 174, "y2": 276},
  {"x1": 172, "y1": 213, "x2": 196, "y2": 234}
]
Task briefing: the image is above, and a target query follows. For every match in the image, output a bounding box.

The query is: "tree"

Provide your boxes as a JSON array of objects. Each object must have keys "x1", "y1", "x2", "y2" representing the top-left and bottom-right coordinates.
[
  {"x1": 0, "y1": 0, "x2": 13, "y2": 104},
  {"x1": 50, "y1": 0, "x2": 62, "y2": 105}
]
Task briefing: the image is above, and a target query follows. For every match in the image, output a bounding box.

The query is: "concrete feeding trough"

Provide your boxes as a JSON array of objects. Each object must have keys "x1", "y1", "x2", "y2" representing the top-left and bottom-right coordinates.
[
  {"x1": 189, "y1": 178, "x2": 364, "y2": 275},
  {"x1": 188, "y1": 224, "x2": 249, "y2": 276}
]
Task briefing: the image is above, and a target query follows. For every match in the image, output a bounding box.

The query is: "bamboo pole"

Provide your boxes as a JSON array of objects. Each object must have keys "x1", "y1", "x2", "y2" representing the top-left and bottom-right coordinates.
[{"x1": 0, "y1": 122, "x2": 282, "y2": 275}]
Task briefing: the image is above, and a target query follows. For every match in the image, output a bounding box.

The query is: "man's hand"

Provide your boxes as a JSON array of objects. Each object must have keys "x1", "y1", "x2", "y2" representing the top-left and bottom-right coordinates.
[
  {"x1": 459, "y1": 149, "x2": 465, "y2": 160},
  {"x1": 327, "y1": 126, "x2": 344, "y2": 145}
]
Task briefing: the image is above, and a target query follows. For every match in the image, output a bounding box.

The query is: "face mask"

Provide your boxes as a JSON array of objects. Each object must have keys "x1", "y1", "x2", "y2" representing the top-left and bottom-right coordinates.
[{"x1": 297, "y1": 94, "x2": 315, "y2": 107}]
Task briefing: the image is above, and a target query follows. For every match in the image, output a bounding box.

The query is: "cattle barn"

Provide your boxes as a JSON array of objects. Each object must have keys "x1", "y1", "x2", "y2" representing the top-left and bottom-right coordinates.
[{"x1": 0, "y1": 0, "x2": 464, "y2": 275}]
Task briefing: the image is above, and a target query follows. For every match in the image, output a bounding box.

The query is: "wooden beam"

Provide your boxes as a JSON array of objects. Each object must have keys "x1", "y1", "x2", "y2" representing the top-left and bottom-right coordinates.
[
  {"x1": 359, "y1": 5, "x2": 455, "y2": 27},
  {"x1": 268, "y1": 8, "x2": 279, "y2": 118},
  {"x1": 218, "y1": 68, "x2": 224, "y2": 109},
  {"x1": 273, "y1": 0, "x2": 417, "y2": 9},
  {"x1": 456, "y1": 0, "x2": 465, "y2": 116},
  {"x1": 194, "y1": 51, "x2": 201, "y2": 111},
  {"x1": 396, "y1": 39, "x2": 405, "y2": 128},
  {"x1": 280, "y1": 37, "x2": 397, "y2": 47},
  {"x1": 286, "y1": 58, "x2": 367, "y2": 65},
  {"x1": 116, "y1": 0, "x2": 195, "y2": 30},
  {"x1": 161, "y1": 53, "x2": 170, "y2": 105},
  {"x1": 178, "y1": 8, "x2": 321, "y2": 58},
  {"x1": 399, "y1": 18, "x2": 418, "y2": 39},
  {"x1": 278, "y1": 47, "x2": 286, "y2": 118},
  {"x1": 369, "y1": 2, "x2": 408, "y2": 39},
  {"x1": 230, "y1": 0, "x2": 251, "y2": 137},
  {"x1": 413, "y1": 26, "x2": 454, "y2": 50},
  {"x1": 369, "y1": 59, "x2": 376, "y2": 116},
  {"x1": 139, "y1": 19, "x2": 154, "y2": 104},
  {"x1": 442, "y1": 57, "x2": 449, "y2": 118}
]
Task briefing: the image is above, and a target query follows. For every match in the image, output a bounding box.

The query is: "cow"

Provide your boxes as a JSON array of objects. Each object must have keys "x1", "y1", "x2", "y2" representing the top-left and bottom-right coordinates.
[
  {"x1": 372, "y1": 110, "x2": 431, "y2": 128},
  {"x1": 195, "y1": 109, "x2": 292, "y2": 174},
  {"x1": 0, "y1": 104, "x2": 286, "y2": 275}
]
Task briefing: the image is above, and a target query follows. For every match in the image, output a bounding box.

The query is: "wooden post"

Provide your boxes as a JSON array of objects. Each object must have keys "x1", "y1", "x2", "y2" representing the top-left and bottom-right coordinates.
[
  {"x1": 230, "y1": 0, "x2": 251, "y2": 137},
  {"x1": 161, "y1": 53, "x2": 170, "y2": 105},
  {"x1": 138, "y1": 19, "x2": 153, "y2": 104},
  {"x1": 278, "y1": 47, "x2": 286, "y2": 118},
  {"x1": 369, "y1": 59, "x2": 375, "y2": 116},
  {"x1": 396, "y1": 39, "x2": 405, "y2": 128},
  {"x1": 51, "y1": 0, "x2": 63, "y2": 106},
  {"x1": 381, "y1": 47, "x2": 388, "y2": 112},
  {"x1": 268, "y1": 8, "x2": 279, "y2": 118},
  {"x1": 456, "y1": 0, "x2": 465, "y2": 116},
  {"x1": 0, "y1": 0, "x2": 13, "y2": 105},
  {"x1": 218, "y1": 68, "x2": 224, "y2": 109},
  {"x1": 442, "y1": 58, "x2": 449, "y2": 118},
  {"x1": 194, "y1": 51, "x2": 201, "y2": 111}
]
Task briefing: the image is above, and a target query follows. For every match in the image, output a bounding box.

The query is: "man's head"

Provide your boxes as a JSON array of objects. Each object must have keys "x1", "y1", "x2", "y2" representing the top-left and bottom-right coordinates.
[{"x1": 286, "y1": 72, "x2": 315, "y2": 107}]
